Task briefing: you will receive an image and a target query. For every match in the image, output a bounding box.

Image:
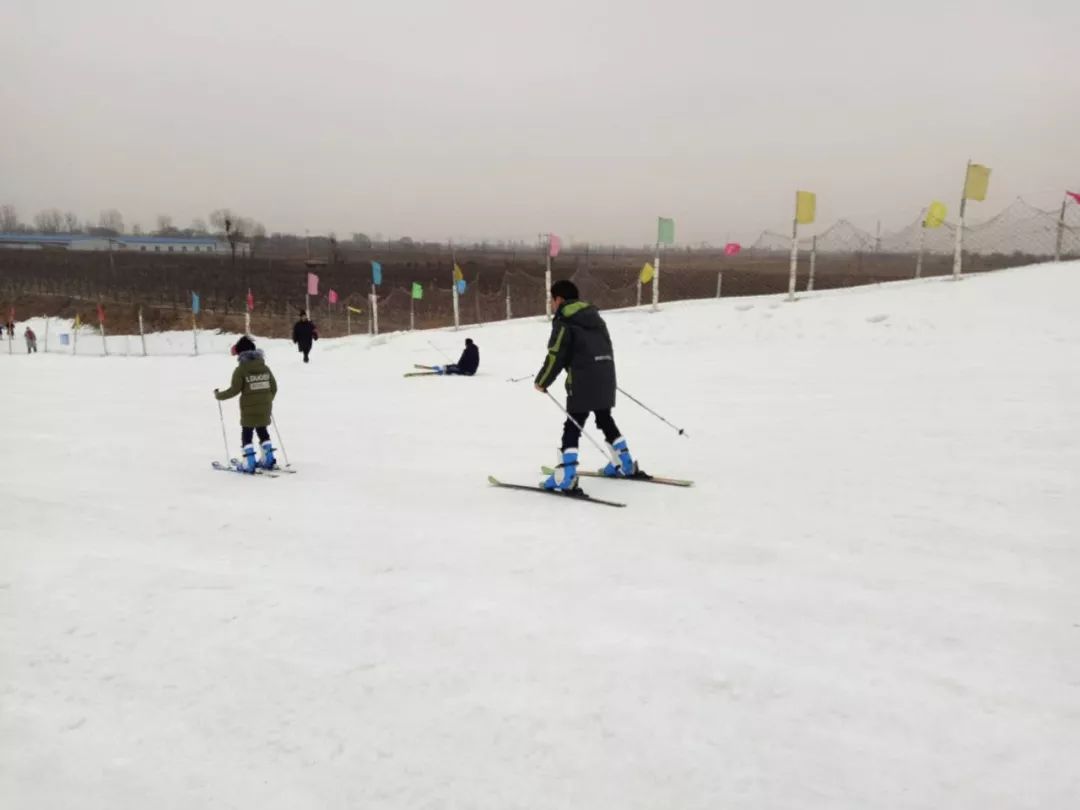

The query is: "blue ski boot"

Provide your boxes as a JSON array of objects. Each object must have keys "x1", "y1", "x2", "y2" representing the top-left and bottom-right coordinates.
[
  {"x1": 237, "y1": 443, "x2": 257, "y2": 474},
  {"x1": 259, "y1": 440, "x2": 277, "y2": 470},
  {"x1": 601, "y1": 437, "x2": 637, "y2": 477},
  {"x1": 542, "y1": 448, "x2": 579, "y2": 491}
]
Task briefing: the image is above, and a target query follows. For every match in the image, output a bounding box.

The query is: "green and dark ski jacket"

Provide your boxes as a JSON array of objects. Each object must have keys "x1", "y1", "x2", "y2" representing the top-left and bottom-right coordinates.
[{"x1": 534, "y1": 299, "x2": 617, "y2": 411}]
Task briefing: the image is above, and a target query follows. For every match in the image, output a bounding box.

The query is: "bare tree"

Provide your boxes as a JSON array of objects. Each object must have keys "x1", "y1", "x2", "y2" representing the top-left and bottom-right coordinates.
[
  {"x1": 208, "y1": 209, "x2": 233, "y2": 234},
  {"x1": 98, "y1": 209, "x2": 124, "y2": 235},
  {"x1": 34, "y1": 208, "x2": 64, "y2": 233},
  {"x1": 0, "y1": 204, "x2": 19, "y2": 231},
  {"x1": 132, "y1": 223, "x2": 144, "y2": 235},
  {"x1": 63, "y1": 211, "x2": 80, "y2": 233},
  {"x1": 155, "y1": 214, "x2": 174, "y2": 234},
  {"x1": 190, "y1": 218, "x2": 208, "y2": 235}
]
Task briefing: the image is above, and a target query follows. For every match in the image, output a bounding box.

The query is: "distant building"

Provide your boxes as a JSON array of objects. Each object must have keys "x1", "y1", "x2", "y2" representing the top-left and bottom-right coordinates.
[{"x1": 0, "y1": 233, "x2": 247, "y2": 256}]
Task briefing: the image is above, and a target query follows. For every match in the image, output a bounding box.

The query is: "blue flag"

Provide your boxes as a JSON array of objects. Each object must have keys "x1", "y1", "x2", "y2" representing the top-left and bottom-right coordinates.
[
  {"x1": 456, "y1": 279, "x2": 467, "y2": 294},
  {"x1": 192, "y1": 292, "x2": 200, "y2": 315},
  {"x1": 371, "y1": 261, "x2": 382, "y2": 286}
]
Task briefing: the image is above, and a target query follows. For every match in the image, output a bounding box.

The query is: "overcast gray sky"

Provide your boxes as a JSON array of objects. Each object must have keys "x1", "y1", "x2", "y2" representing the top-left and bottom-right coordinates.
[{"x1": 2, "y1": 0, "x2": 1077, "y2": 244}]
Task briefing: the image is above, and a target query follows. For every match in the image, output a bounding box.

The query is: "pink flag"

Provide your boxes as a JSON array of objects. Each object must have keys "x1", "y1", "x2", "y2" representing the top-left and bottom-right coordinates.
[
  {"x1": 1068, "y1": 191, "x2": 1080, "y2": 205},
  {"x1": 246, "y1": 288, "x2": 254, "y2": 312},
  {"x1": 548, "y1": 233, "x2": 561, "y2": 258},
  {"x1": 724, "y1": 242, "x2": 742, "y2": 256},
  {"x1": 307, "y1": 272, "x2": 319, "y2": 295},
  {"x1": 328, "y1": 289, "x2": 339, "y2": 304}
]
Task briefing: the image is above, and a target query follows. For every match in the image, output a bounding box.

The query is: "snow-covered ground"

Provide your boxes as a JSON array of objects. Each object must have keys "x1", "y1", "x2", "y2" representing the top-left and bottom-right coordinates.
[{"x1": 2, "y1": 264, "x2": 1078, "y2": 809}]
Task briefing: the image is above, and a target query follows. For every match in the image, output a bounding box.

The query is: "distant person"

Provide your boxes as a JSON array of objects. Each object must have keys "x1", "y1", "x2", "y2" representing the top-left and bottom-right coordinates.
[
  {"x1": 24, "y1": 326, "x2": 37, "y2": 353},
  {"x1": 214, "y1": 336, "x2": 278, "y2": 473},
  {"x1": 434, "y1": 338, "x2": 479, "y2": 376},
  {"x1": 292, "y1": 311, "x2": 318, "y2": 363}
]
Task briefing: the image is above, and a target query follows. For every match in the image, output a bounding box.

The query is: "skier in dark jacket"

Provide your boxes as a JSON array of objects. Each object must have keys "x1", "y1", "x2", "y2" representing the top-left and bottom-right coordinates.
[
  {"x1": 435, "y1": 338, "x2": 479, "y2": 376},
  {"x1": 534, "y1": 280, "x2": 639, "y2": 490},
  {"x1": 214, "y1": 336, "x2": 279, "y2": 472},
  {"x1": 292, "y1": 311, "x2": 318, "y2": 363}
]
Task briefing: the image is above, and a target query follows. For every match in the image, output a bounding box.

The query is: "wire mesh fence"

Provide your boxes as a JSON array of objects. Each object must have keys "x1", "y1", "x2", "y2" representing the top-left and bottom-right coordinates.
[{"x1": 1, "y1": 197, "x2": 1077, "y2": 354}]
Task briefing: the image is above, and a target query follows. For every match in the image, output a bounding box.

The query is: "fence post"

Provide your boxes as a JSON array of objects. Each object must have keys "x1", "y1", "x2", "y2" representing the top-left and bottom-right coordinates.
[
  {"x1": 715, "y1": 270, "x2": 723, "y2": 299},
  {"x1": 915, "y1": 224, "x2": 926, "y2": 279},
  {"x1": 807, "y1": 235, "x2": 817, "y2": 292},
  {"x1": 651, "y1": 244, "x2": 661, "y2": 312},
  {"x1": 138, "y1": 306, "x2": 147, "y2": 356},
  {"x1": 1055, "y1": 195, "x2": 1067, "y2": 262},
  {"x1": 505, "y1": 284, "x2": 512, "y2": 320},
  {"x1": 787, "y1": 218, "x2": 799, "y2": 301},
  {"x1": 44, "y1": 318, "x2": 50, "y2": 352}
]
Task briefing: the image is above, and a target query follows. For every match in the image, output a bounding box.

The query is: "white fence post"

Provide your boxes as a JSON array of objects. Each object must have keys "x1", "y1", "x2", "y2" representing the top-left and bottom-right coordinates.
[{"x1": 138, "y1": 307, "x2": 147, "y2": 356}]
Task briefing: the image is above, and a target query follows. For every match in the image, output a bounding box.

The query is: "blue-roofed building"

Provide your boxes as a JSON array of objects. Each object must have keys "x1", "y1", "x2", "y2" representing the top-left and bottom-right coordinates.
[{"x1": 0, "y1": 233, "x2": 245, "y2": 256}]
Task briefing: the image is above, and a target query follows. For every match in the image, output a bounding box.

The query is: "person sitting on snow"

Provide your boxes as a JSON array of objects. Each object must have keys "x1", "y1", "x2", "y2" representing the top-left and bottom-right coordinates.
[{"x1": 434, "y1": 338, "x2": 479, "y2": 376}]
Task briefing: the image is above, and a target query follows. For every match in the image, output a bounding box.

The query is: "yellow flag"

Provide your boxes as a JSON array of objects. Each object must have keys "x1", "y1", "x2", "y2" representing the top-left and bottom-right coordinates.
[
  {"x1": 453, "y1": 264, "x2": 464, "y2": 282},
  {"x1": 639, "y1": 262, "x2": 655, "y2": 284},
  {"x1": 795, "y1": 191, "x2": 816, "y2": 225},
  {"x1": 924, "y1": 201, "x2": 947, "y2": 229},
  {"x1": 74, "y1": 313, "x2": 80, "y2": 328},
  {"x1": 963, "y1": 163, "x2": 991, "y2": 201},
  {"x1": 347, "y1": 305, "x2": 364, "y2": 314}
]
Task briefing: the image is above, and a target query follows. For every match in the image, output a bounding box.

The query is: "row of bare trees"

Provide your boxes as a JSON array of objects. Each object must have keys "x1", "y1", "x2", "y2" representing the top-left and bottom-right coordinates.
[{"x1": 0, "y1": 205, "x2": 266, "y2": 240}]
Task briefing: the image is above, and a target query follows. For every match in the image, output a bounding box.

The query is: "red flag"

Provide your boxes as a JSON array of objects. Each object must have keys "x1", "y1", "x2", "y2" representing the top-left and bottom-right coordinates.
[
  {"x1": 724, "y1": 242, "x2": 742, "y2": 256},
  {"x1": 97, "y1": 303, "x2": 105, "y2": 324},
  {"x1": 1067, "y1": 191, "x2": 1080, "y2": 205},
  {"x1": 548, "y1": 233, "x2": 561, "y2": 258},
  {"x1": 328, "y1": 289, "x2": 339, "y2": 304},
  {"x1": 246, "y1": 288, "x2": 254, "y2": 312},
  {"x1": 307, "y1": 272, "x2": 319, "y2": 295}
]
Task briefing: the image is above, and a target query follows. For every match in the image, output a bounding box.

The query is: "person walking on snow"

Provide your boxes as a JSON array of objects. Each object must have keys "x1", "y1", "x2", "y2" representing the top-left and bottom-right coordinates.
[
  {"x1": 214, "y1": 336, "x2": 279, "y2": 473},
  {"x1": 534, "y1": 280, "x2": 640, "y2": 491},
  {"x1": 434, "y1": 338, "x2": 479, "y2": 376},
  {"x1": 24, "y1": 327, "x2": 37, "y2": 353},
  {"x1": 292, "y1": 310, "x2": 318, "y2": 363}
]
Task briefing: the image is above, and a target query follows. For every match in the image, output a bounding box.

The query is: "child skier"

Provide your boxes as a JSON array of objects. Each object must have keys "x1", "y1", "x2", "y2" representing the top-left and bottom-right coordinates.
[
  {"x1": 214, "y1": 336, "x2": 279, "y2": 472},
  {"x1": 534, "y1": 280, "x2": 640, "y2": 491}
]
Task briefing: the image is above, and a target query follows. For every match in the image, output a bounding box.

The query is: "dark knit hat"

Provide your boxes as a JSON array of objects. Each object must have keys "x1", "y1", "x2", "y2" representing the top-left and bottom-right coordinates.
[
  {"x1": 550, "y1": 280, "x2": 579, "y2": 300},
  {"x1": 231, "y1": 335, "x2": 256, "y2": 356},
  {"x1": 465, "y1": 338, "x2": 474, "y2": 346}
]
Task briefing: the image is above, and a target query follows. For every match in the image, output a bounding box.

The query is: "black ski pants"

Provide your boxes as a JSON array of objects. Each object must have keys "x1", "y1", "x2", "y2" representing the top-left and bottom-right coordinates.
[
  {"x1": 562, "y1": 409, "x2": 621, "y2": 451},
  {"x1": 241, "y1": 426, "x2": 271, "y2": 446}
]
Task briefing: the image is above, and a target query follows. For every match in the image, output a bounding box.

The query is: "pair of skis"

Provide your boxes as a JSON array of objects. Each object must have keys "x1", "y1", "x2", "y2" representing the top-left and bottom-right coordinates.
[
  {"x1": 488, "y1": 467, "x2": 693, "y2": 508},
  {"x1": 405, "y1": 364, "x2": 440, "y2": 378},
  {"x1": 211, "y1": 459, "x2": 298, "y2": 478}
]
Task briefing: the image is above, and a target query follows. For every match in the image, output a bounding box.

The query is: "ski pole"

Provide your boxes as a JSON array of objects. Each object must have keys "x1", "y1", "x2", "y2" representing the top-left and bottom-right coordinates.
[
  {"x1": 617, "y1": 386, "x2": 688, "y2": 437},
  {"x1": 545, "y1": 391, "x2": 618, "y2": 464},
  {"x1": 506, "y1": 375, "x2": 531, "y2": 383},
  {"x1": 427, "y1": 339, "x2": 453, "y2": 363},
  {"x1": 216, "y1": 398, "x2": 230, "y2": 460},
  {"x1": 271, "y1": 414, "x2": 291, "y2": 467}
]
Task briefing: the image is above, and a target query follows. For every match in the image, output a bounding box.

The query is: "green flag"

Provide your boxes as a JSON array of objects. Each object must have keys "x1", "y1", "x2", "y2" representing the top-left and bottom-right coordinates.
[
  {"x1": 657, "y1": 217, "x2": 675, "y2": 245},
  {"x1": 411, "y1": 282, "x2": 423, "y2": 300}
]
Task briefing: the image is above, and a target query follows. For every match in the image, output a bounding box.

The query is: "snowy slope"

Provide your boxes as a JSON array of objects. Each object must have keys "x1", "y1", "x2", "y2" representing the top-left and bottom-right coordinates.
[{"x1": 2, "y1": 264, "x2": 1078, "y2": 809}]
